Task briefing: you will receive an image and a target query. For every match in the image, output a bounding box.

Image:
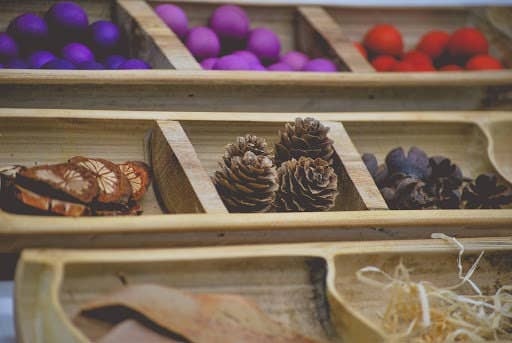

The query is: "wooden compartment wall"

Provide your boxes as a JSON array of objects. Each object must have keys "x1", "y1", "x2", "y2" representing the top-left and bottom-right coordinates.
[{"x1": 15, "y1": 237, "x2": 512, "y2": 342}]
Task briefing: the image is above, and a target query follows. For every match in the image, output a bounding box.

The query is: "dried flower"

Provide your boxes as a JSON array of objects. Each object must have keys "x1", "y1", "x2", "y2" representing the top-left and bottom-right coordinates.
[{"x1": 462, "y1": 173, "x2": 512, "y2": 209}]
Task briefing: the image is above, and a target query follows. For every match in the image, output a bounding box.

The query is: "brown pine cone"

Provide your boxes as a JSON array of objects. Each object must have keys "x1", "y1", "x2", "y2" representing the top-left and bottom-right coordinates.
[
  {"x1": 275, "y1": 157, "x2": 338, "y2": 212},
  {"x1": 275, "y1": 117, "x2": 334, "y2": 166},
  {"x1": 224, "y1": 134, "x2": 270, "y2": 159},
  {"x1": 213, "y1": 151, "x2": 278, "y2": 213}
]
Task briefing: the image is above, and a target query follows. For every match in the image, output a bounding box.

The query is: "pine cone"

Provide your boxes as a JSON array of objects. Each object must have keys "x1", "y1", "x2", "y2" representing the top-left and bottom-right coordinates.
[
  {"x1": 224, "y1": 134, "x2": 270, "y2": 159},
  {"x1": 382, "y1": 177, "x2": 434, "y2": 210},
  {"x1": 462, "y1": 173, "x2": 512, "y2": 209},
  {"x1": 426, "y1": 156, "x2": 463, "y2": 209},
  {"x1": 213, "y1": 151, "x2": 278, "y2": 213},
  {"x1": 275, "y1": 157, "x2": 338, "y2": 212},
  {"x1": 275, "y1": 117, "x2": 334, "y2": 166}
]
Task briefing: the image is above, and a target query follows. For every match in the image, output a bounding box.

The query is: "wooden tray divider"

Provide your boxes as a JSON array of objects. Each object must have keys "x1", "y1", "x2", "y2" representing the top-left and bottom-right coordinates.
[
  {"x1": 150, "y1": 120, "x2": 228, "y2": 214},
  {"x1": 297, "y1": 7, "x2": 374, "y2": 73},
  {"x1": 115, "y1": 0, "x2": 200, "y2": 70},
  {"x1": 326, "y1": 121, "x2": 388, "y2": 210}
]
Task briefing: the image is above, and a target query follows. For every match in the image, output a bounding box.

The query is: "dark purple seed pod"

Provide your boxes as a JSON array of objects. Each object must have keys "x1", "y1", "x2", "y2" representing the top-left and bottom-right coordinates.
[
  {"x1": 102, "y1": 54, "x2": 126, "y2": 69},
  {"x1": 7, "y1": 13, "x2": 49, "y2": 50},
  {"x1": 119, "y1": 59, "x2": 150, "y2": 69},
  {"x1": 6, "y1": 58, "x2": 29, "y2": 69},
  {"x1": 27, "y1": 50, "x2": 56, "y2": 69},
  {"x1": 61, "y1": 42, "x2": 94, "y2": 65},
  {"x1": 45, "y1": 1, "x2": 89, "y2": 42},
  {"x1": 88, "y1": 20, "x2": 120, "y2": 52},
  {"x1": 42, "y1": 58, "x2": 76, "y2": 70},
  {"x1": 78, "y1": 60, "x2": 104, "y2": 69},
  {"x1": 0, "y1": 33, "x2": 19, "y2": 62}
]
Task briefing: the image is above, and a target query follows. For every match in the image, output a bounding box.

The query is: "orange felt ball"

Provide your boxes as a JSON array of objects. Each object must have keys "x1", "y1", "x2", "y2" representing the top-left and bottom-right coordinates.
[
  {"x1": 466, "y1": 54, "x2": 503, "y2": 71},
  {"x1": 354, "y1": 42, "x2": 367, "y2": 59},
  {"x1": 391, "y1": 61, "x2": 416, "y2": 72},
  {"x1": 417, "y1": 30, "x2": 450, "y2": 59},
  {"x1": 439, "y1": 64, "x2": 464, "y2": 71},
  {"x1": 371, "y1": 55, "x2": 397, "y2": 72},
  {"x1": 363, "y1": 24, "x2": 403, "y2": 57},
  {"x1": 448, "y1": 27, "x2": 488, "y2": 59},
  {"x1": 403, "y1": 50, "x2": 433, "y2": 68}
]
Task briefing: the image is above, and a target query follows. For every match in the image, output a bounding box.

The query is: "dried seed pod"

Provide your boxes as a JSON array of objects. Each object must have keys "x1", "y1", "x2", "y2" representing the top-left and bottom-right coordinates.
[
  {"x1": 462, "y1": 173, "x2": 512, "y2": 209},
  {"x1": 427, "y1": 156, "x2": 463, "y2": 209},
  {"x1": 385, "y1": 146, "x2": 431, "y2": 181},
  {"x1": 93, "y1": 200, "x2": 142, "y2": 216},
  {"x1": 275, "y1": 117, "x2": 334, "y2": 166},
  {"x1": 69, "y1": 156, "x2": 132, "y2": 204},
  {"x1": 383, "y1": 178, "x2": 434, "y2": 210},
  {"x1": 362, "y1": 153, "x2": 389, "y2": 187},
  {"x1": 213, "y1": 151, "x2": 278, "y2": 213},
  {"x1": 224, "y1": 134, "x2": 270, "y2": 159},
  {"x1": 275, "y1": 157, "x2": 338, "y2": 212},
  {"x1": 0, "y1": 165, "x2": 25, "y2": 193},
  {"x1": 119, "y1": 161, "x2": 152, "y2": 201}
]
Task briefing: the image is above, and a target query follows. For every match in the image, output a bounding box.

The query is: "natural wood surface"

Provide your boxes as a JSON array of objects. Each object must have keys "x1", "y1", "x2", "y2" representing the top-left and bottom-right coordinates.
[{"x1": 15, "y1": 237, "x2": 512, "y2": 342}]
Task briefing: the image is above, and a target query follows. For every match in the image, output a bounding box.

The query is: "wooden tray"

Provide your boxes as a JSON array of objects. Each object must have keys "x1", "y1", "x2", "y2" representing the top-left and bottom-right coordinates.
[
  {"x1": 0, "y1": 108, "x2": 511, "y2": 251},
  {"x1": 15, "y1": 237, "x2": 512, "y2": 342},
  {"x1": 0, "y1": 0, "x2": 511, "y2": 112}
]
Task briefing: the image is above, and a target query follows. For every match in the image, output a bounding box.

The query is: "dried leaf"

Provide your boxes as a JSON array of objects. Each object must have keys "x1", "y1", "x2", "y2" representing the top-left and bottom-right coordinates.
[{"x1": 79, "y1": 284, "x2": 322, "y2": 343}]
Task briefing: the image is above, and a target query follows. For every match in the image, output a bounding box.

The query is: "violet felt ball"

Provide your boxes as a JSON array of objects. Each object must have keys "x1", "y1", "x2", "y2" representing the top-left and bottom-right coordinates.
[
  {"x1": 0, "y1": 33, "x2": 19, "y2": 62},
  {"x1": 200, "y1": 57, "x2": 217, "y2": 70},
  {"x1": 89, "y1": 21, "x2": 120, "y2": 52},
  {"x1": 233, "y1": 50, "x2": 259, "y2": 66},
  {"x1": 7, "y1": 13, "x2": 49, "y2": 48},
  {"x1": 302, "y1": 58, "x2": 337, "y2": 72},
  {"x1": 28, "y1": 50, "x2": 56, "y2": 69},
  {"x1": 42, "y1": 58, "x2": 76, "y2": 69},
  {"x1": 185, "y1": 27, "x2": 220, "y2": 61},
  {"x1": 61, "y1": 42, "x2": 94, "y2": 65},
  {"x1": 45, "y1": 1, "x2": 89, "y2": 39},
  {"x1": 154, "y1": 4, "x2": 188, "y2": 39},
  {"x1": 209, "y1": 5, "x2": 249, "y2": 42},
  {"x1": 119, "y1": 59, "x2": 150, "y2": 69},
  {"x1": 6, "y1": 58, "x2": 29, "y2": 69},
  {"x1": 103, "y1": 54, "x2": 126, "y2": 69},
  {"x1": 0, "y1": 64, "x2": 3, "y2": 69},
  {"x1": 280, "y1": 51, "x2": 309, "y2": 71},
  {"x1": 246, "y1": 28, "x2": 281, "y2": 64},
  {"x1": 213, "y1": 54, "x2": 250, "y2": 70},
  {"x1": 78, "y1": 61, "x2": 104, "y2": 69},
  {"x1": 267, "y1": 62, "x2": 293, "y2": 71},
  {"x1": 249, "y1": 62, "x2": 266, "y2": 71}
]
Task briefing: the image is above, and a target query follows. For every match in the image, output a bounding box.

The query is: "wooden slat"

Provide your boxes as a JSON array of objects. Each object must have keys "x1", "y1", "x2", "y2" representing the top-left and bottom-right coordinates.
[
  {"x1": 151, "y1": 120, "x2": 227, "y2": 214},
  {"x1": 116, "y1": 0, "x2": 200, "y2": 70},
  {"x1": 298, "y1": 7, "x2": 374, "y2": 73}
]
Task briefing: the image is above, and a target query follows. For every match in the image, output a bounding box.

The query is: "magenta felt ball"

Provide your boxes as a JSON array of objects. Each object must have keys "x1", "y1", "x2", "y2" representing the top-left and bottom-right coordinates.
[
  {"x1": 28, "y1": 50, "x2": 56, "y2": 68},
  {"x1": 213, "y1": 54, "x2": 250, "y2": 70},
  {"x1": 155, "y1": 4, "x2": 188, "y2": 39},
  {"x1": 200, "y1": 57, "x2": 217, "y2": 70},
  {"x1": 186, "y1": 27, "x2": 220, "y2": 61},
  {"x1": 0, "y1": 33, "x2": 19, "y2": 62},
  {"x1": 89, "y1": 21, "x2": 120, "y2": 52},
  {"x1": 6, "y1": 58, "x2": 29, "y2": 69},
  {"x1": 233, "y1": 50, "x2": 259, "y2": 65},
  {"x1": 78, "y1": 61, "x2": 104, "y2": 69},
  {"x1": 61, "y1": 42, "x2": 94, "y2": 65},
  {"x1": 249, "y1": 62, "x2": 266, "y2": 71},
  {"x1": 209, "y1": 5, "x2": 249, "y2": 42},
  {"x1": 45, "y1": 1, "x2": 89, "y2": 40},
  {"x1": 246, "y1": 28, "x2": 281, "y2": 64},
  {"x1": 302, "y1": 58, "x2": 337, "y2": 72},
  {"x1": 103, "y1": 54, "x2": 126, "y2": 69},
  {"x1": 7, "y1": 13, "x2": 48, "y2": 48},
  {"x1": 267, "y1": 62, "x2": 293, "y2": 71},
  {"x1": 42, "y1": 58, "x2": 76, "y2": 69},
  {"x1": 119, "y1": 59, "x2": 150, "y2": 69},
  {"x1": 280, "y1": 51, "x2": 309, "y2": 71}
]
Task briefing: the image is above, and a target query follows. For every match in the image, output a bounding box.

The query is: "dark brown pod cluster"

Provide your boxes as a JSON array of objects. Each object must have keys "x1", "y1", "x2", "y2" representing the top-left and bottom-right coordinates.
[
  {"x1": 275, "y1": 157, "x2": 338, "y2": 212},
  {"x1": 363, "y1": 146, "x2": 512, "y2": 210},
  {"x1": 0, "y1": 157, "x2": 152, "y2": 217}
]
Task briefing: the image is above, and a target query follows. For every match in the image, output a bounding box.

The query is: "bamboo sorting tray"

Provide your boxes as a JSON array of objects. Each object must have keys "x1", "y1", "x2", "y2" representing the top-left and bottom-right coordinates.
[
  {"x1": 1, "y1": 108, "x2": 512, "y2": 251},
  {"x1": 0, "y1": 0, "x2": 512, "y2": 112},
  {"x1": 14, "y1": 237, "x2": 512, "y2": 342}
]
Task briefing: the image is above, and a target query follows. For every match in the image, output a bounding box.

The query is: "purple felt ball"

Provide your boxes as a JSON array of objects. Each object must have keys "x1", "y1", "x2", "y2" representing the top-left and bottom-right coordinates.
[
  {"x1": 119, "y1": 59, "x2": 150, "y2": 69},
  {"x1": 233, "y1": 50, "x2": 259, "y2": 66},
  {"x1": 155, "y1": 4, "x2": 188, "y2": 39},
  {"x1": 185, "y1": 27, "x2": 220, "y2": 61},
  {"x1": 89, "y1": 21, "x2": 120, "y2": 52},
  {"x1": 103, "y1": 54, "x2": 126, "y2": 69},
  {"x1": 6, "y1": 58, "x2": 29, "y2": 69},
  {"x1": 78, "y1": 61, "x2": 104, "y2": 69},
  {"x1": 246, "y1": 28, "x2": 281, "y2": 64},
  {"x1": 0, "y1": 33, "x2": 19, "y2": 62},
  {"x1": 280, "y1": 51, "x2": 309, "y2": 71},
  {"x1": 200, "y1": 57, "x2": 217, "y2": 70},
  {"x1": 45, "y1": 1, "x2": 89, "y2": 40},
  {"x1": 7, "y1": 13, "x2": 49, "y2": 49},
  {"x1": 213, "y1": 54, "x2": 250, "y2": 70},
  {"x1": 267, "y1": 62, "x2": 293, "y2": 71},
  {"x1": 209, "y1": 5, "x2": 249, "y2": 42},
  {"x1": 249, "y1": 62, "x2": 266, "y2": 71},
  {"x1": 42, "y1": 58, "x2": 76, "y2": 69},
  {"x1": 61, "y1": 42, "x2": 94, "y2": 65},
  {"x1": 0, "y1": 64, "x2": 3, "y2": 69},
  {"x1": 27, "y1": 50, "x2": 56, "y2": 68},
  {"x1": 302, "y1": 58, "x2": 337, "y2": 72}
]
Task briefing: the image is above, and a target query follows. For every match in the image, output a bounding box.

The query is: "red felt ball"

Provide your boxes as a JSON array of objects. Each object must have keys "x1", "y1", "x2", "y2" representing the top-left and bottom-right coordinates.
[
  {"x1": 416, "y1": 30, "x2": 450, "y2": 59},
  {"x1": 391, "y1": 61, "x2": 416, "y2": 72},
  {"x1": 363, "y1": 24, "x2": 403, "y2": 57},
  {"x1": 439, "y1": 64, "x2": 464, "y2": 71},
  {"x1": 371, "y1": 55, "x2": 397, "y2": 72},
  {"x1": 465, "y1": 54, "x2": 503, "y2": 71},
  {"x1": 354, "y1": 42, "x2": 367, "y2": 59},
  {"x1": 448, "y1": 27, "x2": 488, "y2": 59},
  {"x1": 403, "y1": 50, "x2": 434, "y2": 70}
]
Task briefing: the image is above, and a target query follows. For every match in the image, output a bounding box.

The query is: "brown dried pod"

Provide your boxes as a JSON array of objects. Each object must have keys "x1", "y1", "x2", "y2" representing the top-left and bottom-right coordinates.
[
  {"x1": 383, "y1": 178, "x2": 434, "y2": 210},
  {"x1": 69, "y1": 156, "x2": 132, "y2": 204},
  {"x1": 93, "y1": 200, "x2": 142, "y2": 216},
  {"x1": 275, "y1": 157, "x2": 338, "y2": 212},
  {"x1": 119, "y1": 161, "x2": 152, "y2": 201},
  {"x1": 224, "y1": 134, "x2": 270, "y2": 159},
  {"x1": 213, "y1": 151, "x2": 278, "y2": 213},
  {"x1": 0, "y1": 165, "x2": 26, "y2": 195},
  {"x1": 462, "y1": 173, "x2": 512, "y2": 209},
  {"x1": 275, "y1": 117, "x2": 334, "y2": 166}
]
